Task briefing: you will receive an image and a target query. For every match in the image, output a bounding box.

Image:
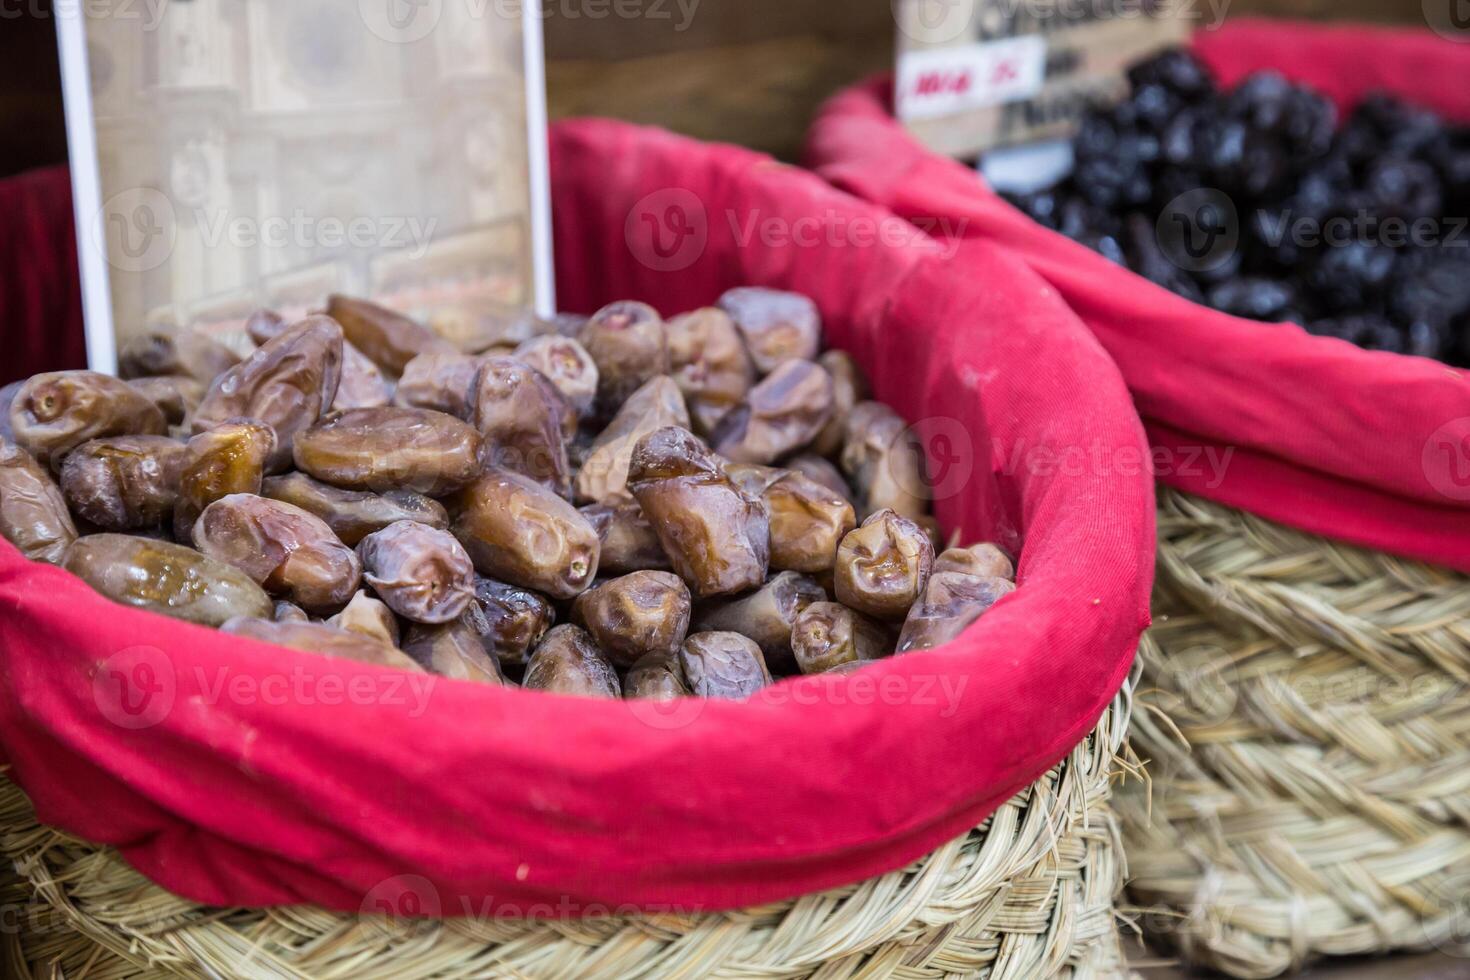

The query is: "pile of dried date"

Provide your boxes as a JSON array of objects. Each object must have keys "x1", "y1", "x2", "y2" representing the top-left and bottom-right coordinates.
[
  {"x1": 1006, "y1": 49, "x2": 1470, "y2": 365},
  {"x1": 0, "y1": 290, "x2": 1014, "y2": 699}
]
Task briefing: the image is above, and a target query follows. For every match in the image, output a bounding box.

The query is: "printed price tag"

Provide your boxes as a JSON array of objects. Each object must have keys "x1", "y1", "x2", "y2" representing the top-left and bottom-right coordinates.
[{"x1": 896, "y1": 36, "x2": 1048, "y2": 122}]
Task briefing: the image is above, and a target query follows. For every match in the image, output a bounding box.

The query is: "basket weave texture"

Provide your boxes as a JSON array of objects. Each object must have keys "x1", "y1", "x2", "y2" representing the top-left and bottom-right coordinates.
[
  {"x1": 0, "y1": 681, "x2": 1134, "y2": 980},
  {"x1": 1121, "y1": 487, "x2": 1470, "y2": 979}
]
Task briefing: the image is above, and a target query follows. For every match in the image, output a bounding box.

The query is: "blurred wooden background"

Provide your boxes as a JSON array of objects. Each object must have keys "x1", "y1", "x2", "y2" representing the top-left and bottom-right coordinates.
[
  {"x1": 543, "y1": 0, "x2": 1431, "y2": 160},
  {"x1": 0, "y1": 0, "x2": 1436, "y2": 179}
]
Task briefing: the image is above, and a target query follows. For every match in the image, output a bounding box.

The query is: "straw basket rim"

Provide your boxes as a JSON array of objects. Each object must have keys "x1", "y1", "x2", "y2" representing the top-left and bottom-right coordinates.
[{"x1": 0, "y1": 673, "x2": 1136, "y2": 980}]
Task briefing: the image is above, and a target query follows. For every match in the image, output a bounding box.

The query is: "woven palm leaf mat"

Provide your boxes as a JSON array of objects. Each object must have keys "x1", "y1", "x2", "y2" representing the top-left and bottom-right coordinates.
[
  {"x1": 0, "y1": 675, "x2": 1136, "y2": 979},
  {"x1": 1119, "y1": 487, "x2": 1470, "y2": 979}
]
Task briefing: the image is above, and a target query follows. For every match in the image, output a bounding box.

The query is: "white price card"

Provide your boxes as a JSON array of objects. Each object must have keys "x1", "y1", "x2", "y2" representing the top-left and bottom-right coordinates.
[{"x1": 896, "y1": 36, "x2": 1049, "y2": 122}]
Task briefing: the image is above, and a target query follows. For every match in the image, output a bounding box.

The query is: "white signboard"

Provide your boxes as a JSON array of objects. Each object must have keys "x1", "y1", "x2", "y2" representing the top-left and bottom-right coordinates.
[
  {"x1": 57, "y1": 0, "x2": 553, "y2": 372},
  {"x1": 896, "y1": 36, "x2": 1048, "y2": 122},
  {"x1": 895, "y1": 0, "x2": 1190, "y2": 159}
]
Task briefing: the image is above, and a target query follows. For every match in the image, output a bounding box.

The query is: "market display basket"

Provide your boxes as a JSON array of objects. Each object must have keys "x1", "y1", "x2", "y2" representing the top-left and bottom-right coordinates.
[
  {"x1": 1120, "y1": 489, "x2": 1470, "y2": 978},
  {"x1": 805, "y1": 20, "x2": 1470, "y2": 978},
  {"x1": 0, "y1": 688, "x2": 1133, "y2": 979},
  {"x1": 0, "y1": 118, "x2": 1155, "y2": 978}
]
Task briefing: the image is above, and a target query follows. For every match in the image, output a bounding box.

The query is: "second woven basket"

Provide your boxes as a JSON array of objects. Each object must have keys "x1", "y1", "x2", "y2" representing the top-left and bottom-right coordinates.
[{"x1": 1121, "y1": 487, "x2": 1470, "y2": 978}]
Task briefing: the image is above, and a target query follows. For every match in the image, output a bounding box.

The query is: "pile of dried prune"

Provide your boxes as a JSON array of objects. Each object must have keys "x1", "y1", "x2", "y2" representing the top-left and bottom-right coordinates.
[
  {"x1": 1005, "y1": 49, "x2": 1470, "y2": 365},
  {"x1": 0, "y1": 290, "x2": 1015, "y2": 699}
]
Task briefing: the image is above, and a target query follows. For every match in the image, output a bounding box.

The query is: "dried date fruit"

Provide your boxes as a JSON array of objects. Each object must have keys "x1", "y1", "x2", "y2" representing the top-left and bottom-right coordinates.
[
  {"x1": 260, "y1": 472, "x2": 448, "y2": 546},
  {"x1": 574, "y1": 375, "x2": 689, "y2": 503},
  {"x1": 834, "y1": 508, "x2": 935, "y2": 620},
  {"x1": 221, "y1": 616, "x2": 423, "y2": 671},
  {"x1": 428, "y1": 301, "x2": 557, "y2": 354},
  {"x1": 473, "y1": 356, "x2": 572, "y2": 497},
  {"x1": 897, "y1": 572, "x2": 1015, "y2": 653},
  {"x1": 326, "y1": 294, "x2": 455, "y2": 375},
  {"x1": 626, "y1": 426, "x2": 769, "y2": 598},
  {"x1": 245, "y1": 309, "x2": 287, "y2": 346},
  {"x1": 551, "y1": 312, "x2": 588, "y2": 337},
  {"x1": 328, "y1": 590, "x2": 401, "y2": 647},
  {"x1": 118, "y1": 329, "x2": 240, "y2": 383},
  {"x1": 65, "y1": 534, "x2": 272, "y2": 627},
  {"x1": 522, "y1": 624, "x2": 620, "y2": 697},
  {"x1": 624, "y1": 651, "x2": 690, "y2": 700},
  {"x1": 294, "y1": 406, "x2": 484, "y2": 495},
  {"x1": 403, "y1": 620, "x2": 508, "y2": 685},
  {"x1": 10, "y1": 371, "x2": 167, "y2": 467},
  {"x1": 116, "y1": 329, "x2": 232, "y2": 383},
  {"x1": 572, "y1": 570, "x2": 691, "y2": 668},
  {"x1": 332, "y1": 341, "x2": 393, "y2": 411},
  {"x1": 127, "y1": 376, "x2": 205, "y2": 426},
  {"x1": 451, "y1": 467, "x2": 600, "y2": 599},
  {"x1": 578, "y1": 301, "x2": 669, "y2": 414},
  {"x1": 679, "y1": 631, "x2": 771, "y2": 699},
  {"x1": 578, "y1": 494, "x2": 670, "y2": 574},
  {"x1": 761, "y1": 469, "x2": 856, "y2": 573},
  {"x1": 358, "y1": 520, "x2": 476, "y2": 624},
  {"x1": 810, "y1": 350, "x2": 869, "y2": 457},
  {"x1": 693, "y1": 571, "x2": 825, "y2": 672},
  {"x1": 394, "y1": 352, "x2": 483, "y2": 420},
  {"x1": 791, "y1": 601, "x2": 889, "y2": 674},
  {"x1": 721, "y1": 462, "x2": 785, "y2": 499},
  {"x1": 192, "y1": 493, "x2": 362, "y2": 613},
  {"x1": 934, "y1": 543, "x2": 1014, "y2": 581},
  {"x1": 821, "y1": 659, "x2": 869, "y2": 676},
  {"x1": 712, "y1": 359, "x2": 835, "y2": 464},
  {"x1": 461, "y1": 575, "x2": 554, "y2": 668},
  {"x1": 174, "y1": 419, "x2": 277, "y2": 540},
  {"x1": 0, "y1": 439, "x2": 77, "y2": 563},
  {"x1": 665, "y1": 307, "x2": 755, "y2": 434},
  {"x1": 59, "y1": 435, "x2": 186, "y2": 531},
  {"x1": 514, "y1": 335, "x2": 599, "y2": 419},
  {"x1": 192, "y1": 316, "x2": 343, "y2": 472},
  {"x1": 840, "y1": 401, "x2": 928, "y2": 520},
  {"x1": 784, "y1": 454, "x2": 853, "y2": 502},
  {"x1": 717, "y1": 287, "x2": 821, "y2": 373}
]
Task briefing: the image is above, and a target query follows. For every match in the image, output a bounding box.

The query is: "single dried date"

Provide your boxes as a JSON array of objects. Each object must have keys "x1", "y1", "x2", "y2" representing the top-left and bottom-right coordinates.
[
  {"x1": 627, "y1": 426, "x2": 769, "y2": 598},
  {"x1": 294, "y1": 407, "x2": 484, "y2": 495},
  {"x1": 0, "y1": 438, "x2": 77, "y2": 563},
  {"x1": 192, "y1": 493, "x2": 362, "y2": 613},
  {"x1": 451, "y1": 467, "x2": 600, "y2": 599},
  {"x1": 192, "y1": 316, "x2": 343, "y2": 472},
  {"x1": 358, "y1": 520, "x2": 476, "y2": 624},
  {"x1": 10, "y1": 371, "x2": 167, "y2": 467},
  {"x1": 65, "y1": 534, "x2": 273, "y2": 627},
  {"x1": 59, "y1": 435, "x2": 187, "y2": 531}
]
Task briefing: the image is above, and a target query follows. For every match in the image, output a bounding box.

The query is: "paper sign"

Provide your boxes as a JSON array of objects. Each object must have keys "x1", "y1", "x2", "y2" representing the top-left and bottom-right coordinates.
[
  {"x1": 896, "y1": 36, "x2": 1048, "y2": 121},
  {"x1": 56, "y1": 0, "x2": 553, "y2": 372},
  {"x1": 894, "y1": 0, "x2": 1190, "y2": 158}
]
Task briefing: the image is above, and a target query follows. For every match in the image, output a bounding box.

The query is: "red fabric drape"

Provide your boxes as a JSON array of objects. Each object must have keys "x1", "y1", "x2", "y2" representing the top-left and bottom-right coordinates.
[{"x1": 0, "y1": 165, "x2": 86, "y2": 384}]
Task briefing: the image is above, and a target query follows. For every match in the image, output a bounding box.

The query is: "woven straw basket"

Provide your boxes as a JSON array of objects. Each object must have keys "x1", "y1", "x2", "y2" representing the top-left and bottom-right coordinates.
[
  {"x1": 0, "y1": 677, "x2": 1136, "y2": 980},
  {"x1": 1119, "y1": 486, "x2": 1470, "y2": 978}
]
